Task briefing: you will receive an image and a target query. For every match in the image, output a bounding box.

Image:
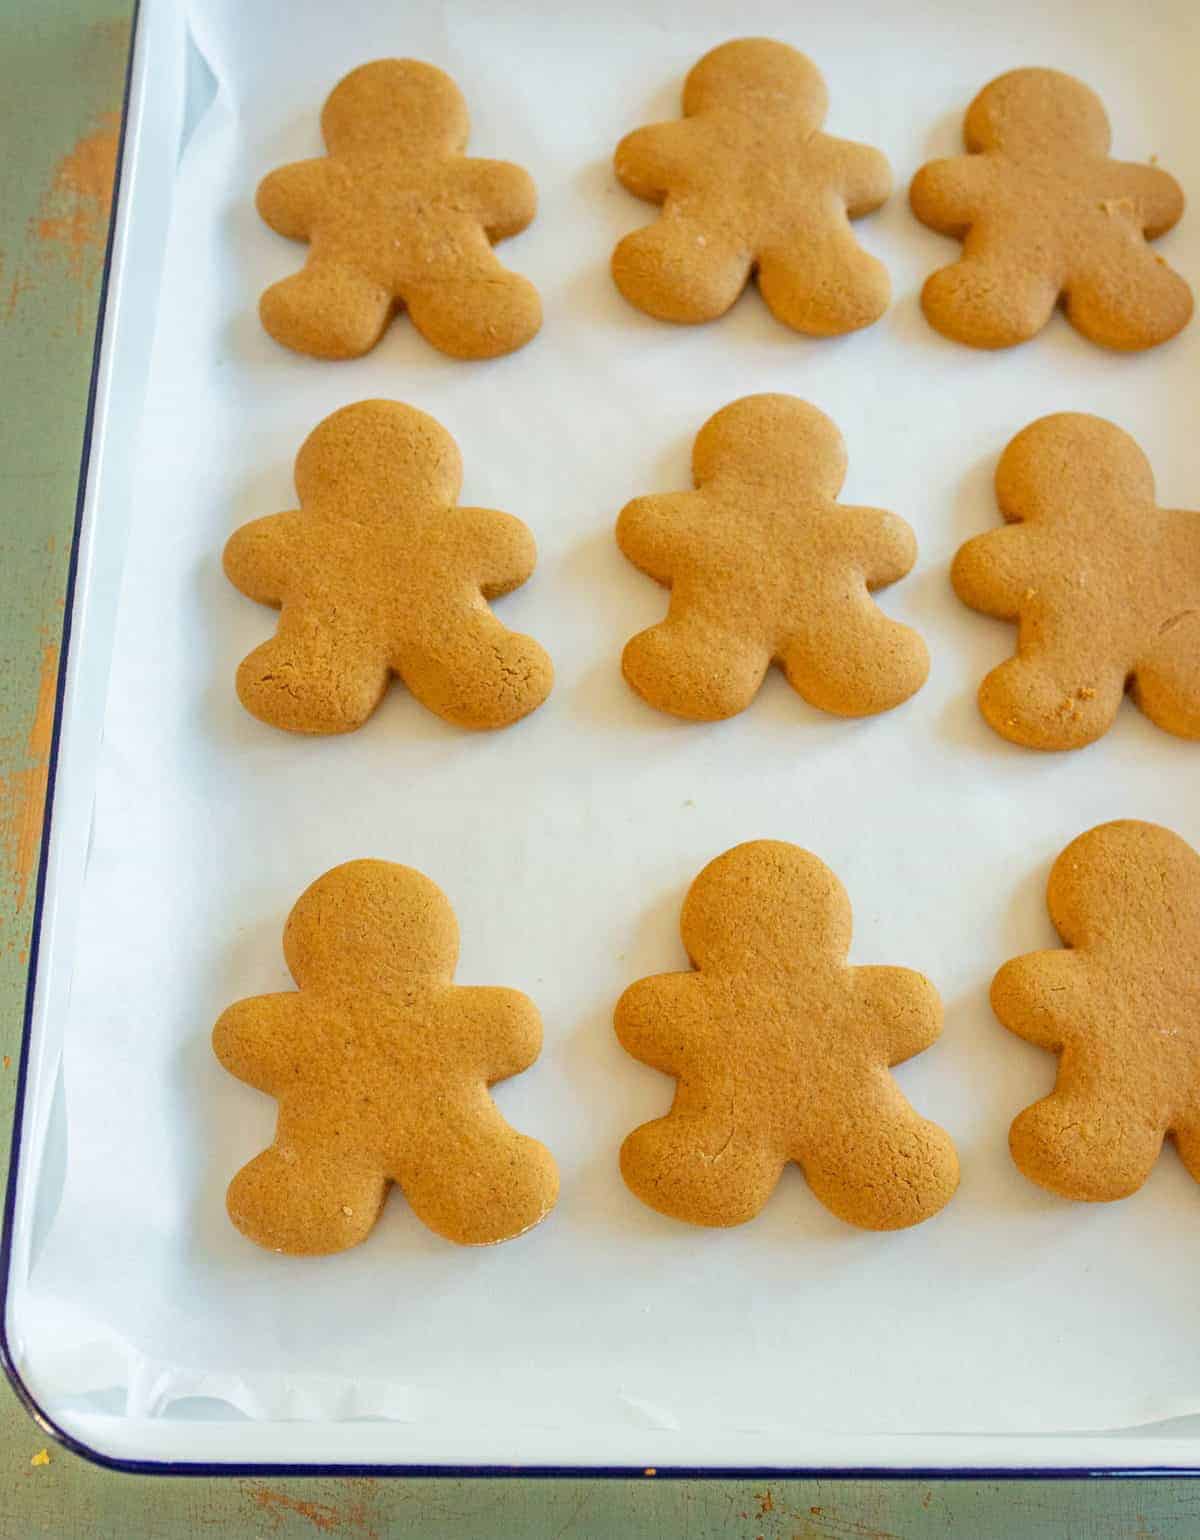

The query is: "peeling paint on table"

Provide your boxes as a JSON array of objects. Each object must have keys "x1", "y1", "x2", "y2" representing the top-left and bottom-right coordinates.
[{"x1": 1, "y1": 3, "x2": 1199, "y2": 1536}]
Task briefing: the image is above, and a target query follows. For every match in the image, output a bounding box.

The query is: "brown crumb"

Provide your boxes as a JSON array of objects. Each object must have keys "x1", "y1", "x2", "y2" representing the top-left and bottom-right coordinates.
[{"x1": 2, "y1": 1056, "x2": 9, "y2": 1070}]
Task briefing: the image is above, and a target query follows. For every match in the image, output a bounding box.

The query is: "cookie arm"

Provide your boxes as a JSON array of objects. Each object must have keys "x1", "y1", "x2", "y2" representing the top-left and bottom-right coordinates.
[
  {"x1": 616, "y1": 492, "x2": 700, "y2": 585},
  {"x1": 831, "y1": 139, "x2": 892, "y2": 218},
  {"x1": 436, "y1": 985, "x2": 543, "y2": 1082},
  {"x1": 613, "y1": 121, "x2": 698, "y2": 202},
  {"x1": 444, "y1": 158, "x2": 537, "y2": 241},
  {"x1": 851, "y1": 966, "x2": 941, "y2": 1065},
  {"x1": 614, "y1": 972, "x2": 708, "y2": 1076},
  {"x1": 833, "y1": 505, "x2": 917, "y2": 588},
  {"x1": 212, "y1": 992, "x2": 307, "y2": 1096},
  {"x1": 445, "y1": 506, "x2": 537, "y2": 598},
  {"x1": 1103, "y1": 161, "x2": 1186, "y2": 239},
  {"x1": 990, "y1": 950, "x2": 1093, "y2": 1050},
  {"x1": 951, "y1": 526, "x2": 1037, "y2": 619},
  {"x1": 909, "y1": 155, "x2": 988, "y2": 235},
  {"x1": 255, "y1": 159, "x2": 330, "y2": 241},
  {"x1": 223, "y1": 513, "x2": 302, "y2": 606}
]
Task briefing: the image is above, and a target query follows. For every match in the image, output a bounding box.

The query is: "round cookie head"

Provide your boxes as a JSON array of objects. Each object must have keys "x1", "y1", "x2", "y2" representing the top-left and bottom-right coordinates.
[
  {"x1": 320, "y1": 59, "x2": 469, "y2": 158},
  {"x1": 692, "y1": 394, "x2": 848, "y2": 500},
  {"x1": 964, "y1": 67, "x2": 1111, "y2": 158},
  {"x1": 1046, "y1": 820, "x2": 1200, "y2": 953},
  {"x1": 994, "y1": 412, "x2": 1156, "y2": 524},
  {"x1": 680, "y1": 840, "x2": 853, "y2": 974},
  {"x1": 682, "y1": 38, "x2": 828, "y2": 130},
  {"x1": 293, "y1": 400, "x2": 464, "y2": 524},
  {"x1": 283, "y1": 859, "x2": 460, "y2": 992}
]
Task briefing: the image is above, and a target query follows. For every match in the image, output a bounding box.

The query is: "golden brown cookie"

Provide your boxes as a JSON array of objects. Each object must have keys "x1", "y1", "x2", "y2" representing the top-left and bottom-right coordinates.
[
  {"x1": 910, "y1": 67, "x2": 1192, "y2": 350},
  {"x1": 256, "y1": 59, "x2": 541, "y2": 360},
  {"x1": 616, "y1": 394, "x2": 928, "y2": 721},
  {"x1": 616, "y1": 841, "x2": 959, "y2": 1230},
  {"x1": 213, "y1": 860, "x2": 559, "y2": 1253},
  {"x1": 224, "y1": 399, "x2": 553, "y2": 735},
  {"x1": 952, "y1": 412, "x2": 1200, "y2": 751},
  {"x1": 612, "y1": 39, "x2": 892, "y2": 335},
  {"x1": 993, "y1": 820, "x2": 1200, "y2": 1202}
]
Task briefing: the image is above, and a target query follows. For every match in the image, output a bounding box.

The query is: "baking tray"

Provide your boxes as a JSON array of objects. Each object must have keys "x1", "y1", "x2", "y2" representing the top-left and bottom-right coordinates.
[{"x1": 5, "y1": 0, "x2": 1200, "y2": 1476}]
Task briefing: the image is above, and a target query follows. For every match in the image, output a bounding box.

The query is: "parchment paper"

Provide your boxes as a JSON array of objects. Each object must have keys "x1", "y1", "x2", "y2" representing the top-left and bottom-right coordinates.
[{"x1": 12, "y1": 0, "x2": 1200, "y2": 1459}]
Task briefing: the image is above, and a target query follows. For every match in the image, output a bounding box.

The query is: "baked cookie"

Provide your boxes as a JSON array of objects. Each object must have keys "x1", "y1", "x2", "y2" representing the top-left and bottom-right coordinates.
[
  {"x1": 994, "y1": 820, "x2": 1200, "y2": 1202},
  {"x1": 952, "y1": 412, "x2": 1200, "y2": 751},
  {"x1": 910, "y1": 67, "x2": 1192, "y2": 350},
  {"x1": 617, "y1": 394, "x2": 928, "y2": 721},
  {"x1": 213, "y1": 860, "x2": 559, "y2": 1253},
  {"x1": 616, "y1": 841, "x2": 959, "y2": 1230},
  {"x1": 256, "y1": 59, "x2": 541, "y2": 360},
  {"x1": 224, "y1": 399, "x2": 553, "y2": 735},
  {"x1": 612, "y1": 39, "x2": 891, "y2": 334}
]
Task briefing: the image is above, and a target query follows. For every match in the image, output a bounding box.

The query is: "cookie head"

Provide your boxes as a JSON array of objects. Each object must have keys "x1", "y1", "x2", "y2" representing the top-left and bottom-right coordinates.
[
  {"x1": 283, "y1": 859, "x2": 460, "y2": 992},
  {"x1": 1046, "y1": 820, "x2": 1200, "y2": 953},
  {"x1": 680, "y1": 840, "x2": 853, "y2": 973},
  {"x1": 320, "y1": 59, "x2": 469, "y2": 158},
  {"x1": 293, "y1": 400, "x2": 463, "y2": 524},
  {"x1": 994, "y1": 412, "x2": 1157, "y2": 524},
  {"x1": 964, "y1": 67, "x2": 1111, "y2": 158},
  {"x1": 692, "y1": 393, "x2": 848, "y2": 499},
  {"x1": 683, "y1": 38, "x2": 828, "y2": 130}
]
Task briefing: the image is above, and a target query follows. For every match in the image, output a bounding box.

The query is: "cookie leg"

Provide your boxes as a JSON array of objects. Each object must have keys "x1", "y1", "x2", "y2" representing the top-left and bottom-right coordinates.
[
  {"x1": 404, "y1": 269, "x2": 541, "y2": 360},
  {"x1": 798, "y1": 1088, "x2": 958, "y2": 1230},
  {"x1": 236, "y1": 615, "x2": 390, "y2": 735},
  {"x1": 781, "y1": 605, "x2": 929, "y2": 717},
  {"x1": 1011, "y1": 1089, "x2": 1164, "y2": 1201},
  {"x1": 259, "y1": 261, "x2": 393, "y2": 360},
  {"x1": 622, "y1": 610, "x2": 769, "y2": 721},
  {"x1": 1131, "y1": 617, "x2": 1200, "y2": 739},
  {"x1": 921, "y1": 250, "x2": 1060, "y2": 349},
  {"x1": 226, "y1": 1142, "x2": 387, "y2": 1255},
  {"x1": 398, "y1": 609, "x2": 553, "y2": 729},
  {"x1": 396, "y1": 1103, "x2": 558, "y2": 1245},
  {"x1": 1065, "y1": 248, "x2": 1193, "y2": 352},
  {"x1": 1170, "y1": 1123, "x2": 1200, "y2": 1186},
  {"x1": 612, "y1": 219, "x2": 752, "y2": 324},
  {"x1": 977, "y1": 651, "x2": 1127, "y2": 751},
  {"x1": 757, "y1": 229, "x2": 890, "y2": 336},
  {"x1": 620, "y1": 1098, "x2": 785, "y2": 1228}
]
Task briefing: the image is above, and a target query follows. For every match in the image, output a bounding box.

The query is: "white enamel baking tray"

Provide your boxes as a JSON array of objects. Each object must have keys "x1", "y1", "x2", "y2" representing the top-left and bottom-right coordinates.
[{"x1": 5, "y1": 0, "x2": 1200, "y2": 1474}]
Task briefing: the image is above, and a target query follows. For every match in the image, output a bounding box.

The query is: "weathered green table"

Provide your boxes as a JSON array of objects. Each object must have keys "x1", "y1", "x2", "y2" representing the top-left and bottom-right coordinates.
[{"x1": 2, "y1": 3, "x2": 1198, "y2": 1534}]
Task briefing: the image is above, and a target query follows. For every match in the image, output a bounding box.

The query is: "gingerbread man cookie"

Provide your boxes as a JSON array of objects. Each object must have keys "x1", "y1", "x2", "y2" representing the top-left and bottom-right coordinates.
[
  {"x1": 224, "y1": 399, "x2": 553, "y2": 735},
  {"x1": 213, "y1": 860, "x2": 559, "y2": 1253},
  {"x1": 617, "y1": 394, "x2": 928, "y2": 721},
  {"x1": 994, "y1": 821, "x2": 1200, "y2": 1203},
  {"x1": 612, "y1": 39, "x2": 892, "y2": 335},
  {"x1": 952, "y1": 413, "x2": 1200, "y2": 751},
  {"x1": 256, "y1": 60, "x2": 541, "y2": 360},
  {"x1": 910, "y1": 67, "x2": 1192, "y2": 350},
  {"x1": 616, "y1": 841, "x2": 959, "y2": 1230}
]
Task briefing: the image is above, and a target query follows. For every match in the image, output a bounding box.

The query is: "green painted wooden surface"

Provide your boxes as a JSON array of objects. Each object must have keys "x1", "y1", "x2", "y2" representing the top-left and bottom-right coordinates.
[{"x1": 2, "y1": 2, "x2": 1200, "y2": 1535}]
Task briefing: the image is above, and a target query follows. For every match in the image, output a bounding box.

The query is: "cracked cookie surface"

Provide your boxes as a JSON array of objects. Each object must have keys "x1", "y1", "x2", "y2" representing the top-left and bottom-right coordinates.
[
  {"x1": 952, "y1": 412, "x2": 1200, "y2": 750},
  {"x1": 213, "y1": 859, "x2": 559, "y2": 1253},
  {"x1": 994, "y1": 820, "x2": 1200, "y2": 1203},
  {"x1": 615, "y1": 840, "x2": 958, "y2": 1231},
  {"x1": 224, "y1": 399, "x2": 553, "y2": 734}
]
